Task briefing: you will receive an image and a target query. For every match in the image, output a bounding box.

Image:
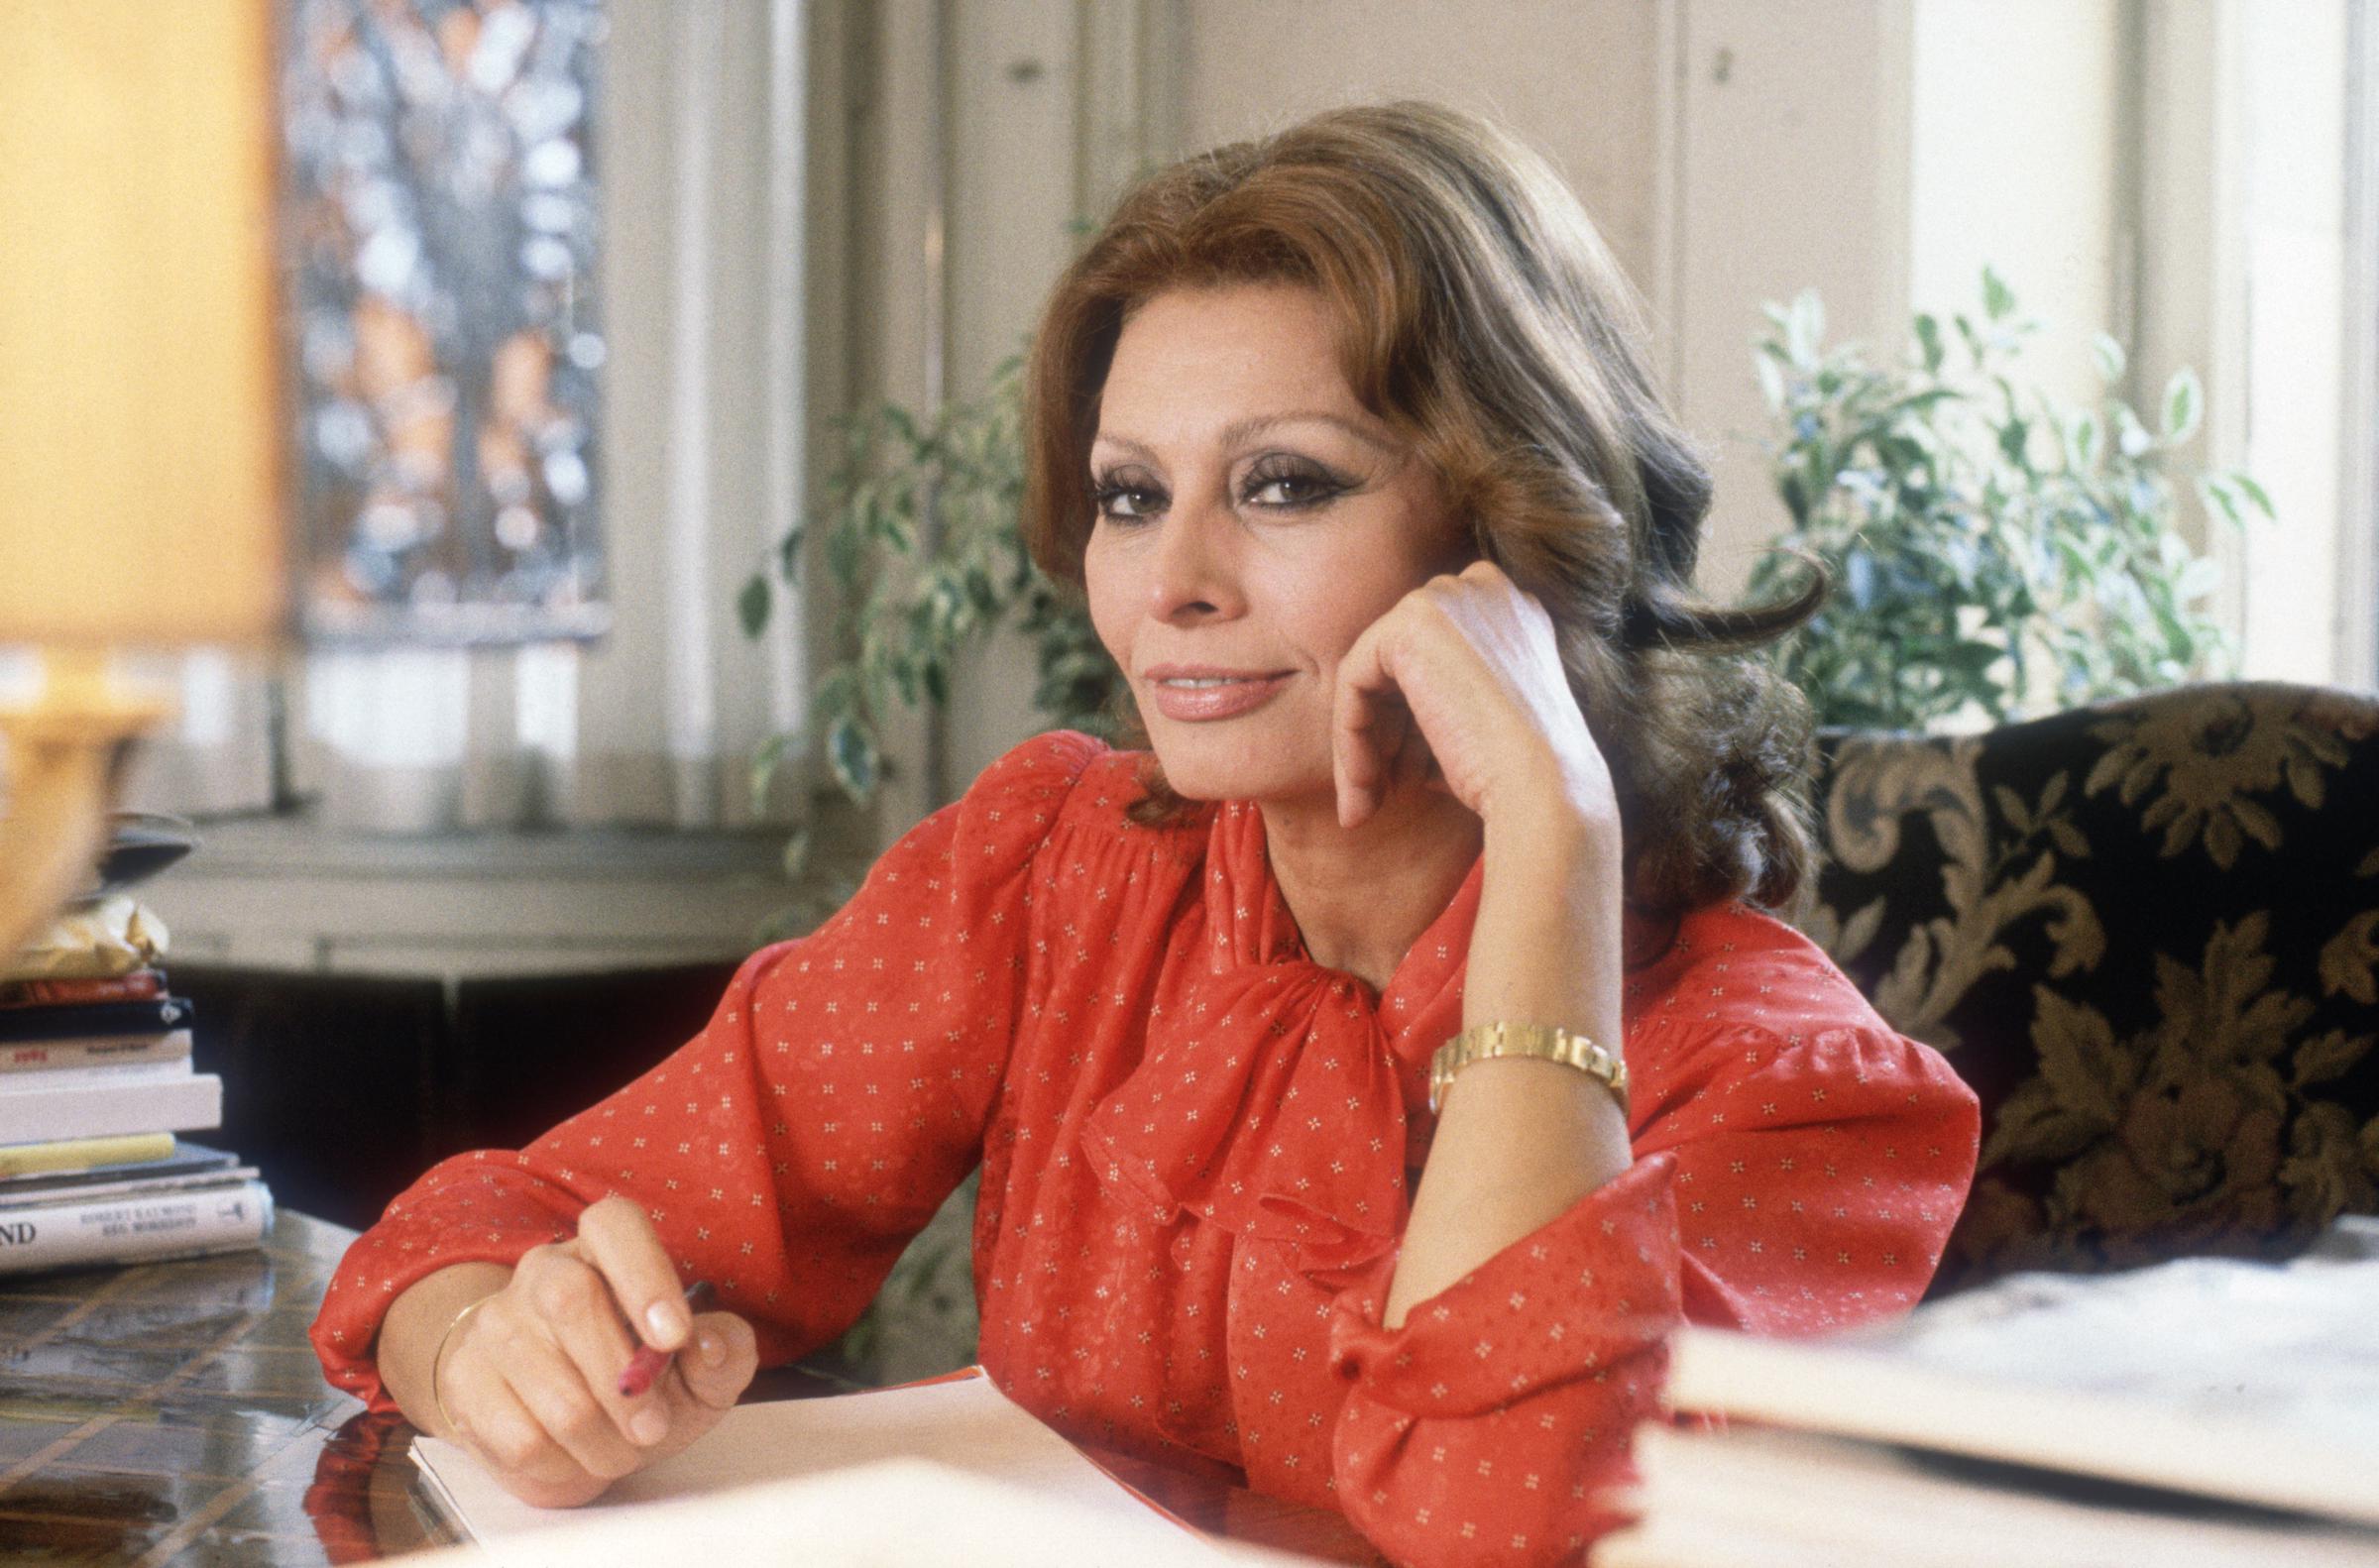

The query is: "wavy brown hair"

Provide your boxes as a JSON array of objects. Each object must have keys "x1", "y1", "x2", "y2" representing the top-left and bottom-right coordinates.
[{"x1": 1024, "y1": 101, "x2": 1825, "y2": 917}]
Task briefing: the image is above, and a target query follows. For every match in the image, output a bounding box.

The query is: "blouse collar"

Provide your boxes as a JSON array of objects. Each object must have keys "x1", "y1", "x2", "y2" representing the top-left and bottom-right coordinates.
[
  {"x1": 1204, "y1": 798, "x2": 1485, "y2": 1080},
  {"x1": 1077, "y1": 797, "x2": 1484, "y2": 1288}
]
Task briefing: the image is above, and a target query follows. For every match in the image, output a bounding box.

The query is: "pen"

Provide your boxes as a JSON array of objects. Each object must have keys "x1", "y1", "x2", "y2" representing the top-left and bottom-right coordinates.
[{"x1": 619, "y1": 1280, "x2": 716, "y2": 1398}]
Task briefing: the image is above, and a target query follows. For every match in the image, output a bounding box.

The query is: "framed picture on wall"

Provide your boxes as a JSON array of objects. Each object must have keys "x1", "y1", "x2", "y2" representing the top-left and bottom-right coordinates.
[{"x1": 282, "y1": 0, "x2": 610, "y2": 646}]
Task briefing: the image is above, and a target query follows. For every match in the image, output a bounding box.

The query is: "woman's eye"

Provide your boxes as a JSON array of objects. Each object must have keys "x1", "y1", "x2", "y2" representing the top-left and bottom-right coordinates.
[
  {"x1": 1092, "y1": 481, "x2": 1165, "y2": 521},
  {"x1": 1241, "y1": 463, "x2": 1346, "y2": 510}
]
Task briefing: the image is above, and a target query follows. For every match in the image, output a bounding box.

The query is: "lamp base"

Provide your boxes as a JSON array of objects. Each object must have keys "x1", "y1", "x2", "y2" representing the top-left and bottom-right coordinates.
[{"x1": 0, "y1": 650, "x2": 170, "y2": 963}]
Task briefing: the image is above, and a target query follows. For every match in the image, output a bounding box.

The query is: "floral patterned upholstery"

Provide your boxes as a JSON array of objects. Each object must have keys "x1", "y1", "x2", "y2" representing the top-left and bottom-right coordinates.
[{"x1": 1803, "y1": 682, "x2": 2379, "y2": 1291}]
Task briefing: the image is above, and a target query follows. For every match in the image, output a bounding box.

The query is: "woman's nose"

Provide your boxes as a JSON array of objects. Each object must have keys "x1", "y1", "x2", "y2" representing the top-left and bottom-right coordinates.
[{"x1": 1146, "y1": 497, "x2": 1246, "y2": 623}]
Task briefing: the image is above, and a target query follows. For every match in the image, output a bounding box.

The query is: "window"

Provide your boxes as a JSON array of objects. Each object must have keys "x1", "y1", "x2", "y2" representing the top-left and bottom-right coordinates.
[
  {"x1": 127, "y1": 0, "x2": 812, "y2": 834},
  {"x1": 2231, "y1": 0, "x2": 2373, "y2": 688}
]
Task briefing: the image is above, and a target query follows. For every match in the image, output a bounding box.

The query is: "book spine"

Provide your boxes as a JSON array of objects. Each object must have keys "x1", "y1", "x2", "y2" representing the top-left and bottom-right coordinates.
[
  {"x1": 0, "y1": 998, "x2": 192, "y2": 1043},
  {"x1": 0, "y1": 1176, "x2": 273, "y2": 1275},
  {"x1": 0, "y1": 1073, "x2": 221, "y2": 1144},
  {"x1": 0, "y1": 1058, "x2": 191, "y2": 1094},
  {"x1": 0, "y1": 1165, "x2": 258, "y2": 1208},
  {"x1": 0, "y1": 1131, "x2": 177, "y2": 1177},
  {"x1": 0, "y1": 1032, "x2": 195, "y2": 1076},
  {"x1": 0, "y1": 972, "x2": 165, "y2": 1008}
]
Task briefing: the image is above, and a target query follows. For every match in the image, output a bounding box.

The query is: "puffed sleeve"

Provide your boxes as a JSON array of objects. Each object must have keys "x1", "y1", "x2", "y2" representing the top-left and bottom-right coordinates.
[
  {"x1": 1324, "y1": 1014, "x2": 1980, "y2": 1567},
  {"x1": 310, "y1": 730, "x2": 1104, "y2": 1411}
]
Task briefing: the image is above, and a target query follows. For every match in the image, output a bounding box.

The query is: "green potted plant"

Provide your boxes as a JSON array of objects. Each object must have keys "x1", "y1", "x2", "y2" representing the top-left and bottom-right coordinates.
[
  {"x1": 739, "y1": 354, "x2": 1121, "y2": 920},
  {"x1": 1746, "y1": 270, "x2": 2273, "y2": 731}
]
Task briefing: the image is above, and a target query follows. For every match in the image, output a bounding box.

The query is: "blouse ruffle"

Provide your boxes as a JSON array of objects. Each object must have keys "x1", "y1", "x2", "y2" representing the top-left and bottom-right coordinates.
[{"x1": 1078, "y1": 802, "x2": 1482, "y2": 1288}]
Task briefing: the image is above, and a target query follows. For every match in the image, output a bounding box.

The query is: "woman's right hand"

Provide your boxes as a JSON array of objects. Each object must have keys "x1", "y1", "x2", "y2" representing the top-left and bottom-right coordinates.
[{"x1": 429, "y1": 1195, "x2": 758, "y2": 1509}]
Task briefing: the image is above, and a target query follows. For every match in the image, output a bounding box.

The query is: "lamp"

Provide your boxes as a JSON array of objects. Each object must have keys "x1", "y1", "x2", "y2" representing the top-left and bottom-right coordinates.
[{"x1": 0, "y1": 1, "x2": 287, "y2": 958}]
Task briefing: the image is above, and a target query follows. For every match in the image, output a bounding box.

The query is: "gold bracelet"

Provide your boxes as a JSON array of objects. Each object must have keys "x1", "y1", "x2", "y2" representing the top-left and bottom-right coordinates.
[
  {"x1": 429, "y1": 1292, "x2": 499, "y2": 1437},
  {"x1": 1428, "y1": 1021, "x2": 1629, "y2": 1116}
]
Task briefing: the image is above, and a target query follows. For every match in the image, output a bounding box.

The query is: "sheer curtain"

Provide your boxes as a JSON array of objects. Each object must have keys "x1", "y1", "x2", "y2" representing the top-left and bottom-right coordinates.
[{"x1": 126, "y1": 0, "x2": 809, "y2": 833}]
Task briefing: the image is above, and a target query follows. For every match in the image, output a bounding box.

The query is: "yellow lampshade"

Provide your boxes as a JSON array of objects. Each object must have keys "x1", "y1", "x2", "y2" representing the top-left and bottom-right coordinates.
[{"x1": 0, "y1": 0, "x2": 288, "y2": 647}]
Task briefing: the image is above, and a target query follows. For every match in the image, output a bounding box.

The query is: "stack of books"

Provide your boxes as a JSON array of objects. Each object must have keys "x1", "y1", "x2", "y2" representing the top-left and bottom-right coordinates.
[
  {"x1": 1599, "y1": 1219, "x2": 2379, "y2": 1566},
  {"x1": 1, "y1": 854, "x2": 273, "y2": 1275}
]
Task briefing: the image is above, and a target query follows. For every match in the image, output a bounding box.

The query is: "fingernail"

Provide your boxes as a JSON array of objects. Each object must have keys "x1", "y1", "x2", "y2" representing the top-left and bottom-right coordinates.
[
  {"x1": 647, "y1": 1300, "x2": 688, "y2": 1345},
  {"x1": 631, "y1": 1408, "x2": 668, "y2": 1445},
  {"x1": 700, "y1": 1331, "x2": 726, "y2": 1367}
]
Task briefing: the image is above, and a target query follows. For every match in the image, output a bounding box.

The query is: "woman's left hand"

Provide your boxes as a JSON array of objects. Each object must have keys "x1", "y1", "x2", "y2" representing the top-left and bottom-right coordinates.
[{"x1": 1331, "y1": 559, "x2": 1618, "y2": 834}]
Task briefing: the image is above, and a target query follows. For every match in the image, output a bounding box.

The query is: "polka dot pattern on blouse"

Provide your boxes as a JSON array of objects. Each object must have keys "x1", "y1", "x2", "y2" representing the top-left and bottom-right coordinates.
[{"x1": 312, "y1": 731, "x2": 1981, "y2": 1567}]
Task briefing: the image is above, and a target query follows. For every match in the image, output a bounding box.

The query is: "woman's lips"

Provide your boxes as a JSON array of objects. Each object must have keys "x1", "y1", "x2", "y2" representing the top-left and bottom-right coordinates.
[{"x1": 1143, "y1": 670, "x2": 1294, "y2": 722}]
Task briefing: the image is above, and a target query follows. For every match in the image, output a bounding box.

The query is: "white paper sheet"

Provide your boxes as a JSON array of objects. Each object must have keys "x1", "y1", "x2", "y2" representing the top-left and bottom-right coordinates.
[{"x1": 406, "y1": 1371, "x2": 1308, "y2": 1566}]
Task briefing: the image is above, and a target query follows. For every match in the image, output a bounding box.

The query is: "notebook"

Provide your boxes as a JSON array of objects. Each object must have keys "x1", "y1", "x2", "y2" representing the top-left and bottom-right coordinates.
[{"x1": 408, "y1": 1369, "x2": 1303, "y2": 1566}]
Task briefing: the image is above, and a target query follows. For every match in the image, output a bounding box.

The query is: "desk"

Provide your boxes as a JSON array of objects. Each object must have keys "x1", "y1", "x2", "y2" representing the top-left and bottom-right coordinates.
[{"x1": 0, "y1": 1212, "x2": 1385, "y2": 1566}]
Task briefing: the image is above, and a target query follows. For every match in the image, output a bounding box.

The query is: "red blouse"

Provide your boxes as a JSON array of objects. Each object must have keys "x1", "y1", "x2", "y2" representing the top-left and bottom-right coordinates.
[{"x1": 312, "y1": 731, "x2": 1979, "y2": 1566}]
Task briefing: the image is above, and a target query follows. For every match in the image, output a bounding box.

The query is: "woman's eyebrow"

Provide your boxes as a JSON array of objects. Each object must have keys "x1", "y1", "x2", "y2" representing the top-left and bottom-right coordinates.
[
  {"x1": 1221, "y1": 412, "x2": 1401, "y2": 454},
  {"x1": 1089, "y1": 432, "x2": 1159, "y2": 462},
  {"x1": 1093, "y1": 412, "x2": 1401, "y2": 460}
]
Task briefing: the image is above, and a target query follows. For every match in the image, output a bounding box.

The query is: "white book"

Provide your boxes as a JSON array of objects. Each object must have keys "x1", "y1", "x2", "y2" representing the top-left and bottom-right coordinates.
[
  {"x1": 1660, "y1": 1217, "x2": 2379, "y2": 1526},
  {"x1": 0, "y1": 1070, "x2": 221, "y2": 1144},
  {"x1": 410, "y1": 1371, "x2": 1301, "y2": 1567},
  {"x1": 1600, "y1": 1425, "x2": 2379, "y2": 1568},
  {"x1": 0, "y1": 1173, "x2": 272, "y2": 1275},
  {"x1": 0, "y1": 1029, "x2": 195, "y2": 1074},
  {"x1": 3, "y1": 1160, "x2": 256, "y2": 1210},
  {"x1": 0, "y1": 1056, "x2": 193, "y2": 1093}
]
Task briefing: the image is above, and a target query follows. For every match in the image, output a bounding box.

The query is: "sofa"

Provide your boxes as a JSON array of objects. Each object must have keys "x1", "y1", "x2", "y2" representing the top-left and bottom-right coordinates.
[{"x1": 1802, "y1": 681, "x2": 2379, "y2": 1292}]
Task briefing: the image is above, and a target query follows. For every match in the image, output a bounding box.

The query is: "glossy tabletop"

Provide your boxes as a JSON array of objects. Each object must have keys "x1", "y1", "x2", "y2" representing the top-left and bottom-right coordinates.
[{"x1": 0, "y1": 1211, "x2": 1386, "y2": 1566}]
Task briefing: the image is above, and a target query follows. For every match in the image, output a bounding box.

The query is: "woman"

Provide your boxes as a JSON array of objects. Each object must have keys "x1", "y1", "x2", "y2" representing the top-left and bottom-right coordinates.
[{"x1": 313, "y1": 102, "x2": 1979, "y2": 1565}]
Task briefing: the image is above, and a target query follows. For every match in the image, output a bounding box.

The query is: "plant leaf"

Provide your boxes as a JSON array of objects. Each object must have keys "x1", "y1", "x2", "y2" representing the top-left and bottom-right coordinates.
[
  {"x1": 826, "y1": 716, "x2": 880, "y2": 804},
  {"x1": 1997, "y1": 418, "x2": 2030, "y2": 466},
  {"x1": 2091, "y1": 332, "x2": 2126, "y2": 385},
  {"x1": 1756, "y1": 351, "x2": 1787, "y2": 413},
  {"x1": 1915, "y1": 313, "x2": 1944, "y2": 375},
  {"x1": 1946, "y1": 639, "x2": 2004, "y2": 676},
  {"x1": 1982, "y1": 266, "x2": 2016, "y2": 322},
  {"x1": 2066, "y1": 411, "x2": 2100, "y2": 470},
  {"x1": 1844, "y1": 550, "x2": 1876, "y2": 611},
  {"x1": 1793, "y1": 289, "x2": 1826, "y2": 358},
  {"x1": 2197, "y1": 475, "x2": 2243, "y2": 528},
  {"x1": 748, "y1": 729, "x2": 796, "y2": 810},
  {"x1": 780, "y1": 823, "x2": 813, "y2": 878},
  {"x1": 2161, "y1": 368, "x2": 2203, "y2": 445},
  {"x1": 737, "y1": 573, "x2": 771, "y2": 638},
  {"x1": 2115, "y1": 404, "x2": 2154, "y2": 458}
]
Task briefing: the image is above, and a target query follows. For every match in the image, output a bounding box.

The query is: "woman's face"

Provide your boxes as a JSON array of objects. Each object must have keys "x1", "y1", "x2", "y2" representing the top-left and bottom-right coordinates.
[{"x1": 1083, "y1": 282, "x2": 1469, "y2": 806}]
